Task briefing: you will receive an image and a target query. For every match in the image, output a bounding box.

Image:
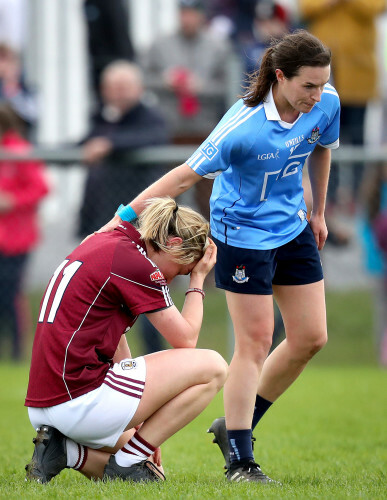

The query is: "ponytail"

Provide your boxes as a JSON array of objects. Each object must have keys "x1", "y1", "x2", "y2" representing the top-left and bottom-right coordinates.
[{"x1": 242, "y1": 47, "x2": 276, "y2": 107}]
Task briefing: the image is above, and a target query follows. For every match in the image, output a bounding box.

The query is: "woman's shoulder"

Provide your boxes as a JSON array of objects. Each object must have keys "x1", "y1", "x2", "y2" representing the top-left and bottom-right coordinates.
[{"x1": 318, "y1": 83, "x2": 340, "y2": 116}]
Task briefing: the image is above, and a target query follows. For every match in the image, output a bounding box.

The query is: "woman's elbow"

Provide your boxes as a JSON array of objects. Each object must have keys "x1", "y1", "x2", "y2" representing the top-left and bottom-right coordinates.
[{"x1": 171, "y1": 329, "x2": 198, "y2": 349}]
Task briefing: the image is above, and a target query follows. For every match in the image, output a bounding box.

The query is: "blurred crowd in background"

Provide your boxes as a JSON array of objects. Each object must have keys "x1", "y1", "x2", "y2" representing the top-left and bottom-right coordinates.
[{"x1": 0, "y1": 0, "x2": 387, "y2": 366}]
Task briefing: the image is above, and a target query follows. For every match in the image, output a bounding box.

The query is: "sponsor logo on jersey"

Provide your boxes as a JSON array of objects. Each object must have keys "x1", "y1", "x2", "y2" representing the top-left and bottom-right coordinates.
[
  {"x1": 150, "y1": 270, "x2": 165, "y2": 282},
  {"x1": 232, "y1": 265, "x2": 250, "y2": 283},
  {"x1": 285, "y1": 135, "x2": 304, "y2": 148},
  {"x1": 307, "y1": 127, "x2": 321, "y2": 144},
  {"x1": 201, "y1": 141, "x2": 219, "y2": 161},
  {"x1": 257, "y1": 149, "x2": 280, "y2": 161},
  {"x1": 121, "y1": 360, "x2": 137, "y2": 370}
]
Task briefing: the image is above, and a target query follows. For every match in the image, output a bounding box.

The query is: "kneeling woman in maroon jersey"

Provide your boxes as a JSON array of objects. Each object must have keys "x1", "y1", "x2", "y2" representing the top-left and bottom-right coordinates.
[{"x1": 25, "y1": 197, "x2": 226, "y2": 483}]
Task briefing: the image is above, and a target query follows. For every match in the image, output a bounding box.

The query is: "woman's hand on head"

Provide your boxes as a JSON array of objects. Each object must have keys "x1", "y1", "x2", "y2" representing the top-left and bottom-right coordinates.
[{"x1": 190, "y1": 238, "x2": 217, "y2": 279}]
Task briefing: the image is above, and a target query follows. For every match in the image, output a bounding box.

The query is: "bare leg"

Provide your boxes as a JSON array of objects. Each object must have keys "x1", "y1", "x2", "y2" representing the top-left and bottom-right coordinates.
[
  {"x1": 78, "y1": 348, "x2": 227, "y2": 479},
  {"x1": 128, "y1": 349, "x2": 227, "y2": 444},
  {"x1": 223, "y1": 292, "x2": 275, "y2": 430},
  {"x1": 257, "y1": 281, "x2": 327, "y2": 401}
]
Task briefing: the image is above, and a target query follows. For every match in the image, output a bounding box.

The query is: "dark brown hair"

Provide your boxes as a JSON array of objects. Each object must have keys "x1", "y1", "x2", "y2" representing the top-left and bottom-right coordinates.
[{"x1": 242, "y1": 29, "x2": 331, "y2": 107}]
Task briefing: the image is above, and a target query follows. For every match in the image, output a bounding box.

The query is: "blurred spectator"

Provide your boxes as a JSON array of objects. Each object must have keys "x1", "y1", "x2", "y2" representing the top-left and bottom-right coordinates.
[
  {"x1": 298, "y1": 0, "x2": 386, "y2": 210},
  {"x1": 239, "y1": 0, "x2": 291, "y2": 76},
  {"x1": 140, "y1": 0, "x2": 232, "y2": 221},
  {"x1": 0, "y1": 43, "x2": 38, "y2": 137},
  {"x1": 206, "y1": 0, "x2": 259, "y2": 44},
  {"x1": 0, "y1": 103, "x2": 49, "y2": 360},
  {"x1": 78, "y1": 61, "x2": 169, "y2": 236},
  {"x1": 358, "y1": 163, "x2": 387, "y2": 366},
  {"x1": 78, "y1": 60, "x2": 169, "y2": 354},
  {"x1": 142, "y1": 0, "x2": 232, "y2": 220},
  {"x1": 141, "y1": 0, "x2": 231, "y2": 143},
  {"x1": 83, "y1": 0, "x2": 135, "y2": 99},
  {"x1": 207, "y1": 0, "x2": 299, "y2": 45}
]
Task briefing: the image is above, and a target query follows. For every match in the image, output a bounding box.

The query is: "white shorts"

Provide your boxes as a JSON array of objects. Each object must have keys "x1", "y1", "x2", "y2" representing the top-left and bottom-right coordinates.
[{"x1": 28, "y1": 357, "x2": 146, "y2": 449}]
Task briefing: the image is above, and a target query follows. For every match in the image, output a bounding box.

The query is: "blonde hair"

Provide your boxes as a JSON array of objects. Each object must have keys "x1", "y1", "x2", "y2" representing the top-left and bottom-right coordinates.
[{"x1": 138, "y1": 197, "x2": 210, "y2": 264}]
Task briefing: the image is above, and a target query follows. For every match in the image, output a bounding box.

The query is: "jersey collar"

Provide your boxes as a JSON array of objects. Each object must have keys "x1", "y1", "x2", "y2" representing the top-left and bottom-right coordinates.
[{"x1": 263, "y1": 85, "x2": 303, "y2": 129}]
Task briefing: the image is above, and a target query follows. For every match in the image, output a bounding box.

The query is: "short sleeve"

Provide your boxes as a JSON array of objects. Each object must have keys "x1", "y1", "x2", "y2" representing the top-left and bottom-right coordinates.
[
  {"x1": 186, "y1": 100, "x2": 245, "y2": 178},
  {"x1": 319, "y1": 88, "x2": 341, "y2": 150},
  {"x1": 110, "y1": 240, "x2": 173, "y2": 315}
]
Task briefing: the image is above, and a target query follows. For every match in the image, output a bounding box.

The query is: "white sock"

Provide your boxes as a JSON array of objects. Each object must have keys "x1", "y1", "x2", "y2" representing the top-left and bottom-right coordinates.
[
  {"x1": 66, "y1": 438, "x2": 88, "y2": 470},
  {"x1": 114, "y1": 432, "x2": 156, "y2": 468}
]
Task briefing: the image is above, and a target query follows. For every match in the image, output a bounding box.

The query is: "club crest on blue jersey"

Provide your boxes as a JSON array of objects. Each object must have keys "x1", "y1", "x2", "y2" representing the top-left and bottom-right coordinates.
[
  {"x1": 121, "y1": 360, "x2": 137, "y2": 370},
  {"x1": 232, "y1": 265, "x2": 250, "y2": 283},
  {"x1": 201, "y1": 141, "x2": 219, "y2": 161},
  {"x1": 307, "y1": 127, "x2": 321, "y2": 144}
]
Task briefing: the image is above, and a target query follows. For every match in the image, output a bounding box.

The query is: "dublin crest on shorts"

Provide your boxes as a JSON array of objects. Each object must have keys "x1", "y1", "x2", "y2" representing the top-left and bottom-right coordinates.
[{"x1": 232, "y1": 265, "x2": 250, "y2": 283}]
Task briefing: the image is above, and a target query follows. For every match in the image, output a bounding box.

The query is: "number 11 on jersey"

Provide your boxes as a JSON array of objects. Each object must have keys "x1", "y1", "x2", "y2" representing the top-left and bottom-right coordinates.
[{"x1": 38, "y1": 259, "x2": 83, "y2": 324}]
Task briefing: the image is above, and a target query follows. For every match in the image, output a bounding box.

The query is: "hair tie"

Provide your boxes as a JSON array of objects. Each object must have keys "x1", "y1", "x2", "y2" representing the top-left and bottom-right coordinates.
[{"x1": 173, "y1": 204, "x2": 179, "y2": 214}]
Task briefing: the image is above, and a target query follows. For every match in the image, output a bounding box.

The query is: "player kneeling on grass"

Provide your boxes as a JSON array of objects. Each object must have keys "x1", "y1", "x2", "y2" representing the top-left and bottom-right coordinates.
[{"x1": 24, "y1": 197, "x2": 227, "y2": 483}]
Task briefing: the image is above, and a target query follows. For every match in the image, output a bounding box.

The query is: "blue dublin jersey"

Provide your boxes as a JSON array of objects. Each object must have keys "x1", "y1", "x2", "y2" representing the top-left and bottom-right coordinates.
[{"x1": 186, "y1": 84, "x2": 340, "y2": 250}]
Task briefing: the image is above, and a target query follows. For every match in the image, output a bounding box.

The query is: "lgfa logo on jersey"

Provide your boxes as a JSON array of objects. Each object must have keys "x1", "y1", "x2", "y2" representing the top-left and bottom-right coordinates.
[
  {"x1": 121, "y1": 360, "x2": 137, "y2": 370},
  {"x1": 307, "y1": 127, "x2": 321, "y2": 144},
  {"x1": 201, "y1": 141, "x2": 219, "y2": 161},
  {"x1": 257, "y1": 149, "x2": 280, "y2": 161},
  {"x1": 232, "y1": 265, "x2": 250, "y2": 283}
]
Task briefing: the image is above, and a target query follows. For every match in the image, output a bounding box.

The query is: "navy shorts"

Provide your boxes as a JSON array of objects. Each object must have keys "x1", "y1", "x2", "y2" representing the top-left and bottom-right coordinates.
[{"x1": 213, "y1": 224, "x2": 323, "y2": 295}]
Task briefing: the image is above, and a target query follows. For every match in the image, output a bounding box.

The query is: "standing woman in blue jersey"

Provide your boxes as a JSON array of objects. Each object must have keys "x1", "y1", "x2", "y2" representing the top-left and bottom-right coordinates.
[{"x1": 99, "y1": 30, "x2": 340, "y2": 483}]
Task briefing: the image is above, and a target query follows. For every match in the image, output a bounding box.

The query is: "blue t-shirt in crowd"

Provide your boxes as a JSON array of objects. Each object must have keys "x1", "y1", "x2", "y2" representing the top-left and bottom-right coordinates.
[{"x1": 186, "y1": 84, "x2": 340, "y2": 250}]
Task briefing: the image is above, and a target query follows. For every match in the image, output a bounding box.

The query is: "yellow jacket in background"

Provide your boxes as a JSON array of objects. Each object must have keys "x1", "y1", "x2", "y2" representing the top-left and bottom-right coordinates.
[{"x1": 299, "y1": 0, "x2": 386, "y2": 104}]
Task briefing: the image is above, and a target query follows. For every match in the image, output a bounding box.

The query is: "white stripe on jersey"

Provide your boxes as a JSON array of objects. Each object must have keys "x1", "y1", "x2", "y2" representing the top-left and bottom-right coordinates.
[
  {"x1": 63, "y1": 276, "x2": 111, "y2": 399},
  {"x1": 191, "y1": 156, "x2": 206, "y2": 172},
  {"x1": 111, "y1": 272, "x2": 171, "y2": 299},
  {"x1": 161, "y1": 285, "x2": 173, "y2": 306},
  {"x1": 323, "y1": 84, "x2": 339, "y2": 98},
  {"x1": 214, "y1": 105, "x2": 263, "y2": 146},
  {"x1": 189, "y1": 104, "x2": 264, "y2": 171},
  {"x1": 189, "y1": 151, "x2": 202, "y2": 165},
  {"x1": 323, "y1": 89, "x2": 339, "y2": 97},
  {"x1": 211, "y1": 104, "x2": 251, "y2": 143}
]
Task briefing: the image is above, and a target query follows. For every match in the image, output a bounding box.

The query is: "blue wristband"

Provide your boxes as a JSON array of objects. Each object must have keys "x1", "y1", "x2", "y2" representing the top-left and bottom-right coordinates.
[{"x1": 116, "y1": 204, "x2": 137, "y2": 222}]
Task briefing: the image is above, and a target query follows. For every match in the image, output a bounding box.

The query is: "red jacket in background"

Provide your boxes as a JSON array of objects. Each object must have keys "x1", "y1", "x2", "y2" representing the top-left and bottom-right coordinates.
[{"x1": 0, "y1": 131, "x2": 50, "y2": 255}]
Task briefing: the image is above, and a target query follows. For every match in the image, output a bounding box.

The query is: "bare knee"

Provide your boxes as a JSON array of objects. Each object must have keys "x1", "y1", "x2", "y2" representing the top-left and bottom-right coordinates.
[
  {"x1": 236, "y1": 331, "x2": 273, "y2": 364},
  {"x1": 201, "y1": 349, "x2": 228, "y2": 388},
  {"x1": 288, "y1": 330, "x2": 328, "y2": 361},
  {"x1": 310, "y1": 332, "x2": 328, "y2": 355}
]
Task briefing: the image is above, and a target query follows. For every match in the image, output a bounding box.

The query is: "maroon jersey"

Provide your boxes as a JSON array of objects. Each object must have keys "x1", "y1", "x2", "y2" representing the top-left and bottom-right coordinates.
[{"x1": 25, "y1": 224, "x2": 172, "y2": 407}]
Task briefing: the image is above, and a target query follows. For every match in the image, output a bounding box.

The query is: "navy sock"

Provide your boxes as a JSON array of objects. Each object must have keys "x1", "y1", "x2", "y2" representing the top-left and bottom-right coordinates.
[
  {"x1": 252, "y1": 394, "x2": 273, "y2": 431},
  {"x1": 227, "y1": 429, "x2": 254, "y2": 465}
]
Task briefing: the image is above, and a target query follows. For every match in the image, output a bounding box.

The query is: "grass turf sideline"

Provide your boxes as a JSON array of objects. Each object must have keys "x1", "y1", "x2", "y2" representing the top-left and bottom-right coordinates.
[{"x1": 1, "y1": 365, "x2": 386, "y2": 498}]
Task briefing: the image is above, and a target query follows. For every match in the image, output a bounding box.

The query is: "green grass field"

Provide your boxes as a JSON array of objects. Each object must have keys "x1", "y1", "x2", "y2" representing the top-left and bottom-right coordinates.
[{"x1": 1, "y1": 288, "x2": 386, "y2": 499}]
